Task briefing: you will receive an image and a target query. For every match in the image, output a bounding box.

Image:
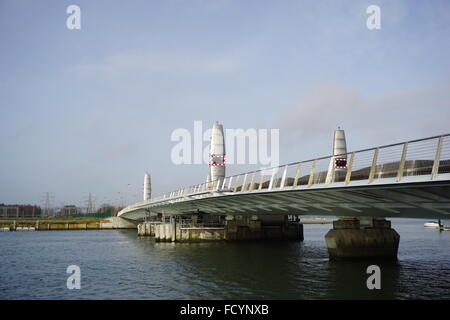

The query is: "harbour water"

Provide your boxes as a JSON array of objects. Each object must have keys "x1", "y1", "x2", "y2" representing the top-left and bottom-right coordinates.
[{"x1": 0, "y1": 218, "x2": 449, "y2": 300}]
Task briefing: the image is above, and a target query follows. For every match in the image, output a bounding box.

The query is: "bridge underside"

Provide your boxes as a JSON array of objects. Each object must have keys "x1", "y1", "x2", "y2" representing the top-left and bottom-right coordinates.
[{"x1": 120, "y1": 179, "x2": 450, "y2": 221}]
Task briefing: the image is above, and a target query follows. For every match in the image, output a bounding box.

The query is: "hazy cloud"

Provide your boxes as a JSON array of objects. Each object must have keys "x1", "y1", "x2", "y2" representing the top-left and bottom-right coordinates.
[
  {"x1": 1, "y1": 1, "x2": 450, "y2": 205},
  {"x1": 278, "y1": 81, "x2": 450, "y2": 152},
  {"x1": 73, "y1": 52, "x2": 247, "y2": 81},
  {"x1": 94, "y1": 143, "x2": 139, "y2": 162}
]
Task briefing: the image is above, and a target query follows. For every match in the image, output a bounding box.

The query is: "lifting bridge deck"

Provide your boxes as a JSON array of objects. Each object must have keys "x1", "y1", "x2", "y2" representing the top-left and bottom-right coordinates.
[{"x1": 119, "y1": 134, "x2": 450, "y2": 221}]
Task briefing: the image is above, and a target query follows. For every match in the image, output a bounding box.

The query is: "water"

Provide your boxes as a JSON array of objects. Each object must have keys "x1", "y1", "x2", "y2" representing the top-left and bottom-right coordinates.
[{"x1": 1, "y1": 219, "x2": 449, "y2": 299}]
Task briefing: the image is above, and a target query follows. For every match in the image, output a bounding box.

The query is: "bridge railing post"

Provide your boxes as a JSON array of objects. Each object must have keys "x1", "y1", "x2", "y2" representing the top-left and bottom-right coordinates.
[
  {"x1": 226, "y1": 176, "x2": 233, "y2": 190},
  {"x1": 241, "y1": 173, "x2": 248, "y2": 192},
  {"x1": 396, "y1": 142, "x2": 408, "y2": 182},
  {"x1": 345, "y1": 152, "x2": 355, "y2": 185},
  {"x1": 221, "y1": 177, "x2": 228, "y2": 189},
  {"x1": 368, "y1": 148, "x2": 379, "y2": 184},
  {"x1": 233, "y1": 175, "x2": 241, "y2": 192},
  {"x1": 258, "y1": 172, "x2": 265, "y2": 190},
  {"x1": 307, "y1": 160, "x2": 317, "y2": 187},
  {"x1": 431, "y1": 136, "x2": 443, "y2": 180},
  {"x1": 215, "y1": 179, "x2": 221, "y2": 191},
  {"x1": 292, "y1": 163, "x2": 301, "y2": 188},
  {"x1": 280, "y1": 165, "x2": 288, "y2": 189},
  {"x1": 325, "y1": 157, "x2": 336, "y2": 185},
  {"x1": 248, "y1": 172, "x2": 256, "y2": 191},
  {"x1": 268, "y1": 167, "x2": 277, "y2": 190}
]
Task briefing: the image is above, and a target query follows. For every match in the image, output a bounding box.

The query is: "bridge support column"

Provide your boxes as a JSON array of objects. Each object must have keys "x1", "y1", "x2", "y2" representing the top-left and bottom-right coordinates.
[
  {"x1": 171, "y1": 216, "x2": 176, "y2": 242},
  {"x1": 225, "y1": 215, "x2": 303, "y2": 241},
  {"x1": 154, "y1": 223, "x2": 160, "y2": 240},
  {"x1": 325, "y1": 218, "x2": 399, "y2": 260}
]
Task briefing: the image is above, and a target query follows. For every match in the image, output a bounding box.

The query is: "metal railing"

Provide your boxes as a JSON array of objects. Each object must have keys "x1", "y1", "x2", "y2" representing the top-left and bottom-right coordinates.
[
  {"x1": 126, "y1": 133, "x2": 450, "y2": 211},
  {"x1": 178, "y1": 216, "x2": 226, "y2": 228}
]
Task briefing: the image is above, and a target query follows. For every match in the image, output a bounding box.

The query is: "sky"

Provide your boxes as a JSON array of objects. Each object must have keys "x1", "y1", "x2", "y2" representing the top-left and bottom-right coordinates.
[{"x1": 1, "y1": 0, "x2": 449, "y2": 208}]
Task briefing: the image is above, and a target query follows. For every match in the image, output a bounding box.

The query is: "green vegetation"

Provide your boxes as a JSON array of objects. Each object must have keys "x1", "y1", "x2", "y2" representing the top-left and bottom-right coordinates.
[
  {"x1": 0, "y1": 209, "x2": 115, "y2": 225},
  {"x1": 0, "y1": 216, "x2": 105, "y2": 224}
]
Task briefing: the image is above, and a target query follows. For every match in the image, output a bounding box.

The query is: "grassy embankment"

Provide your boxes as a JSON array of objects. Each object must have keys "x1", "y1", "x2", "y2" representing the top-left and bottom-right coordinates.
[{"x1": 0, "y1": 217, "x2": 105, "y2": 228}]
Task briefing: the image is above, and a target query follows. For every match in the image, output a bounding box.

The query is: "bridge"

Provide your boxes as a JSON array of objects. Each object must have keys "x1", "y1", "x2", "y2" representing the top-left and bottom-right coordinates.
[{"x1": 118, "y1": 131, "x2": 450, "y2": 259}]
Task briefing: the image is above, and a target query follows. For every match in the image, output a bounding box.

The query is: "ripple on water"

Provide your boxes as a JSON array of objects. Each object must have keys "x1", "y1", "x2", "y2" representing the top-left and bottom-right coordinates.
[{"x1": 0, "y1": 220, "x2": 449, "y2": 299}]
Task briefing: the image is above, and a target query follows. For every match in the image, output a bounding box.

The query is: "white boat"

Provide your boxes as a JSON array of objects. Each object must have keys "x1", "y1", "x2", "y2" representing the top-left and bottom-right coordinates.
[
  {"x1": 1, "y1": 227, "x2": 10, "y2": 232},
  {"x1": 424, "y1": 221, "x2": 440, "y2": 228},
  {"x1": 15, "y1": 227, "x2": 36, "y2": 231}
]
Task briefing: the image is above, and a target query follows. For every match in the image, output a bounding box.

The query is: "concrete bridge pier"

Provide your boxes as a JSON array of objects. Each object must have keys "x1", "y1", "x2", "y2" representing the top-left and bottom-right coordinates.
[
  {"x1": 154, "y1": 222, "x2": 160, "y2": 239},
  {"x1": 225, "y1": 215, "x2": 304, "y2": 241},
  {"x1": 138, "y1": 221, "x2": 161, "y2": 237},
  {"x1": 147, "y1": 214, "x2": 304, "y2": 242},
  {"x1": 325, "y1": 218, "x2": 400, "y2": 260},
  {"x1": 171, "y1": 216, "x2": 176, "y2": 242}
]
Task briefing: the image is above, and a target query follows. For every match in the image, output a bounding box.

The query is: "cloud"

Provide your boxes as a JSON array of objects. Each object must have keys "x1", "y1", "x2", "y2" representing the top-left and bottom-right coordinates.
[
  {"x1": 72, "y1": 51, "x2": 246, "y2": 81},
  {"x1": 94, "y1": 143, "x2": 139, "y2": 161},
  {"x1": 277, "y1": 81, "x2": 450, "y2": 150}
]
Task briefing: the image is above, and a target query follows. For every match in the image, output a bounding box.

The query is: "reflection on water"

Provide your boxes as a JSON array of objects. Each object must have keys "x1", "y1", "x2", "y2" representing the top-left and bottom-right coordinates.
[{"x1": 0, "y1": 219, "x2": 449, "y2": 299}]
